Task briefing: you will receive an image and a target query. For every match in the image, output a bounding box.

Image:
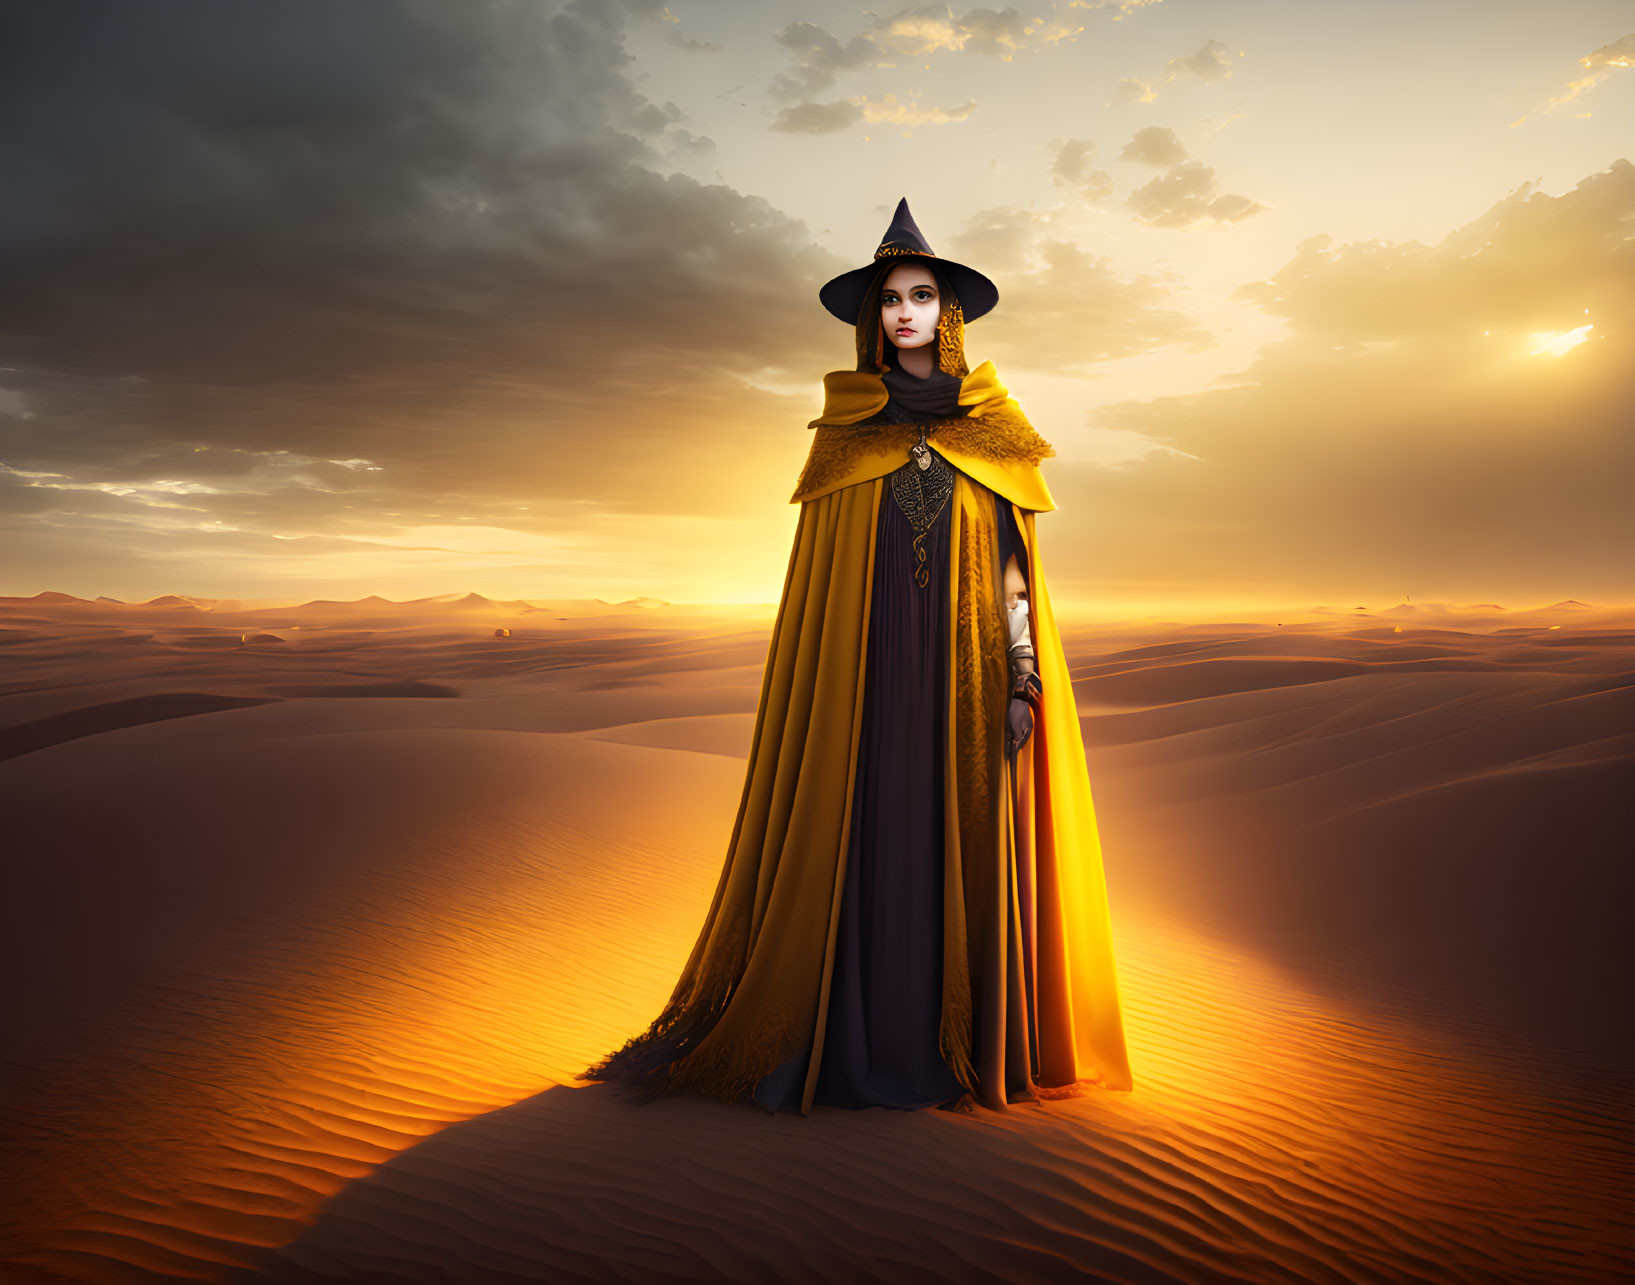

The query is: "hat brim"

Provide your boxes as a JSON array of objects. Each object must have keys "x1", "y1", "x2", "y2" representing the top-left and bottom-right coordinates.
[{"x1": 819, "y1": 253, "x2": 998, "y2": 325}]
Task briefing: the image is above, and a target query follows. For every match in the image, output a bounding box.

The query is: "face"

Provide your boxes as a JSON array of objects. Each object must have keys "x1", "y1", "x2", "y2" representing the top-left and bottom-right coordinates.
[{"x1": 879, "y1": 263, "x2": 940, "y2": 350}]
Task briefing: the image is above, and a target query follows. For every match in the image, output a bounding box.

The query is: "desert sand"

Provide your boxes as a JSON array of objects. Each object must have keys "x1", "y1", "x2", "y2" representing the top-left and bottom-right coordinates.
[{"x1": 0, "y1": 590, "x2": 1630, "y2": 1283}]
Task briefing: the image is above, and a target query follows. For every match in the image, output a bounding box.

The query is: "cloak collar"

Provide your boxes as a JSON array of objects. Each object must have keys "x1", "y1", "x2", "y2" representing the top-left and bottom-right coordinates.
[{"x1": 792, "y1": 360, "x2": 1057, "y2": 511}]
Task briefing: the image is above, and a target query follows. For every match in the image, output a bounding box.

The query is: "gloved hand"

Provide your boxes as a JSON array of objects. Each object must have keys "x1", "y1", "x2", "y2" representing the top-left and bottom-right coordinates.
[{"x1": 1006, "y1": 695, "x2": 1034, "y2": 754}]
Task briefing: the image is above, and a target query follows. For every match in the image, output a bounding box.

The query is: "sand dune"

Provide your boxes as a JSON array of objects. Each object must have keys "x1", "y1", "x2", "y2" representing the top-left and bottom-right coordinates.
[
  {"x1": 243, "y1": 917, "x2": 1634, "y2": 1284},
  {"x1": 0, "y1": 593, "x2": 1630, "y2": 1282}
]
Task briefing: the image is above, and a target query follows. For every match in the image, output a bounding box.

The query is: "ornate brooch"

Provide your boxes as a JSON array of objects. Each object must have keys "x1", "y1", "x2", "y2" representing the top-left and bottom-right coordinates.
[{"x1": 888, "y1": 428, "x2": 956, "y2": 588}]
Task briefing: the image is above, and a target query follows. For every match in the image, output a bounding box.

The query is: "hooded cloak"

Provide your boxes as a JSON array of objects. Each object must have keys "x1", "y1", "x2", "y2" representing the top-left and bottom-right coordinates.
[{"x1": 576, "y1": 257, "x2": 1133, "y2": 1115}]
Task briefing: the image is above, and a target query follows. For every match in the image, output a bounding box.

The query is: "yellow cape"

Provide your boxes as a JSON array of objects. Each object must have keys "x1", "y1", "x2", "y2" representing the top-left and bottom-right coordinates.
[
  {"x1": 791, "y1": 360, "x2": 1057, "y2": 513},
  {"x1": 578, "y1": 362, "x2": 1132, "y2": 1115}
]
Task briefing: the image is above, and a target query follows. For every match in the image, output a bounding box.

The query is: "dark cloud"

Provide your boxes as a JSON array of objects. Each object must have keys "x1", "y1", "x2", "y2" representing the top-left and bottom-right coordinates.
[
  {"x1": 0, "y1": 0, "x2": 845, "y2": 529},
  {"x1": 665, "y1": 29, "x2": 722, "y2": 53},
  {"x1": 769, "y1": 20, "x2": 883, "y2": 102}
]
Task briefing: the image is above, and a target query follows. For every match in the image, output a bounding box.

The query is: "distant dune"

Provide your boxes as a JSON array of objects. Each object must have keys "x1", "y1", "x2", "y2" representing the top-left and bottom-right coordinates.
[{"x1": 0, "y1": 593, "x2": 1630, "y2": 1282}]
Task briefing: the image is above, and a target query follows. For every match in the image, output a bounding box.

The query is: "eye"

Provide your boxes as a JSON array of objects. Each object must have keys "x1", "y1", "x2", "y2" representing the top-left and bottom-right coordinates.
[{"x1": 914, "y1": 290, "x2": 933, "y2": 301}]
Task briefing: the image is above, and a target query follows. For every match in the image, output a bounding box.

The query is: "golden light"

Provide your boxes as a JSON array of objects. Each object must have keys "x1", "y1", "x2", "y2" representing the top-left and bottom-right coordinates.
[{"x1": 1528, "y1": 322, "x2": 1593, "y2": 358}]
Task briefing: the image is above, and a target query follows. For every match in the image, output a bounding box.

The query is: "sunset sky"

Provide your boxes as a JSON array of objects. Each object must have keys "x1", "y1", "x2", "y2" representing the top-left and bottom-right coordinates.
[{"x1": 1, "y1": 1, "x2": 1630, "y2": 614}]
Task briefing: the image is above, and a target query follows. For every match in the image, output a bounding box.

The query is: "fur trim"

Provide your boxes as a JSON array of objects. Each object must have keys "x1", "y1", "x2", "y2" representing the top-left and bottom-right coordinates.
[{"x1": 792, "y1": 400, "x2": 1055, "y2": 503}]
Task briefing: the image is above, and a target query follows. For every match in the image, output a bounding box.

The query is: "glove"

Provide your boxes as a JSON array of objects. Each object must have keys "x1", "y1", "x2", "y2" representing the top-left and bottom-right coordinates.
[
  {"x1": 1006, "y1": 695, "x2": 1034, "y2": 754},
  {"x1": 1006, "y1": 668, "x2": 1041, "y2": 757}
]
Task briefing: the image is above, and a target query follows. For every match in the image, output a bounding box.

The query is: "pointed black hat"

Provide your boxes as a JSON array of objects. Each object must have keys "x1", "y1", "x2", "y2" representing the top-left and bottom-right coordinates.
[{"x1": 818, "y1": 197, "x2": 999, "y2": 325}]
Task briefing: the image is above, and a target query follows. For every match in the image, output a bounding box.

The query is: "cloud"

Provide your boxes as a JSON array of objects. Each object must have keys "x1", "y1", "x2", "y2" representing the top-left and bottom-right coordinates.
[
  {"x1": 766, "y1": 3, "x2": 1099, "y2": 131},
  {"x1": 770, "y1": 100, "x2": 865, "y2": 134},
  {"x1": 1512, "y1": 31, "x2": 1634, "y2": 125},
  {"x1": 666, "y1": 29, "x2": 723, "y2": 53},
  {"x1": 1231, "y1": 163, "x2": 1633, "y2": 342},
  {"x1": 771, "y1": 92, "x2": 976, "y2": 135},
  {"x1": 1119, "y1": 125, "x2": 1191, "y2": 166},
  {"x1": 946, "y1": 206, "x2": 1217, "y2": 373},
  {"x1": 1039, "y1": 160, "x2": 1635, "y2": 604},
  {"x1": 1125, "y1": 159, "x2": 1268, "y2": 227},
  {"x1": 0, "y1": 387, "x2": 34, "y2": 420},
  {"x1": 0, "y1": 0, "x2": 850, "y2": 554},
  {"x1": 1115, "y1": 129, "x2": 1265, "y2": 227},
  {"x1": 1110, "y1": 37, "x2": 1242, "y2": 103},
  {"x1": 1051, "y1": 139, "x2": 1115, "y2": 200},
  {"x1": 769, "y1": 20, "x2": 885, "y2": 102},
  {"x1": 1165, "y1": 38, "x2": 1238, "y2": 84},
  {"x1": 1110, "y1": 76, "x2": 1157, "y2": 105},
  {"x1": 877, "y1": 6, "x2": 1032, "y2": 58},
  {"x1": 855, "y1": 92, "x2": 978, "y2": 127},
  {"x1": 1065, "y1": 0, "x2": 1165, "y2": 16}
]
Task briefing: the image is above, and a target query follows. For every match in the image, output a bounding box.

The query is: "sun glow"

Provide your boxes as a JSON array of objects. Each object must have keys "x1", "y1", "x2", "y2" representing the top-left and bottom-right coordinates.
[{"x1": 1528, "y1": 323, "x2": 1593, "y2": 357}]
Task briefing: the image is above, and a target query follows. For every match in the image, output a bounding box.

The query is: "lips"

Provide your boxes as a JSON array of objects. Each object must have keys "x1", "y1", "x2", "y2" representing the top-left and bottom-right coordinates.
[{"x1": 895, "y1": 328, "x2": 915, "y2": 336}]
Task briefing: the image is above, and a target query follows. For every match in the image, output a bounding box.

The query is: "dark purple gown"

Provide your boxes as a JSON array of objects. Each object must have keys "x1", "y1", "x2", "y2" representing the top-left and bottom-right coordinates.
[{"x1": 753, "y1": 462, "x2": 963, "y2": 1112}]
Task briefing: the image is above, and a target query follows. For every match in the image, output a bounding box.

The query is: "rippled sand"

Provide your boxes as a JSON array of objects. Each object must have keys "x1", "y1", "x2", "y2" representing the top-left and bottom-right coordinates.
[{"x1": 1, "y1": 592, "x2": 1630, "y2": 1282}]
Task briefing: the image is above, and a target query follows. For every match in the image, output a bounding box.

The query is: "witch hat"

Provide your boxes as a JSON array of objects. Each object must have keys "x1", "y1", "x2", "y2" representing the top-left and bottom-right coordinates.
[{"x1": 818, "y1": 197, "x2": 999, "y2": 325}]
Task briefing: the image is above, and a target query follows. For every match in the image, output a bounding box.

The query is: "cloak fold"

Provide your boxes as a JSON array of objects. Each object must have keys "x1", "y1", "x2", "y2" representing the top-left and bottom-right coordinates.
[{"x1": 577, "y1": 396, "x2": 1133, "y2": 1112}]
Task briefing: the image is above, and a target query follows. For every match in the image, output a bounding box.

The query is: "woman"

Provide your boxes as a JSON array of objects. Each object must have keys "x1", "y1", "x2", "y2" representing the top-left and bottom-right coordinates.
[{"x1": 576, "y1": 199, "x2": 1133, "y2": 1115}]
